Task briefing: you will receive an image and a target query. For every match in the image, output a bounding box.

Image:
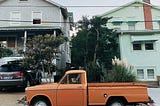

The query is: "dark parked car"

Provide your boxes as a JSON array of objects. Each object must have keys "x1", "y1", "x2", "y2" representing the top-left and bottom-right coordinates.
[{"x1": 0, "y1": 61, "x2": 42, "y2": 89}]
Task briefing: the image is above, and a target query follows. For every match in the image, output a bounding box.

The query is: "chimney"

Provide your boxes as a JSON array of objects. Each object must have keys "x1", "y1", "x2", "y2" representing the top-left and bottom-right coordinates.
[{"x1": 143, "y1": 0, "x2": 153, "y2": 29}]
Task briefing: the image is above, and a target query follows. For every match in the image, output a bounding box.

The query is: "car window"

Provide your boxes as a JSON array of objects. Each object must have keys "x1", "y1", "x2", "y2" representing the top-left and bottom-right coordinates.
[
  {"x1": 0, "y1": 67, "x2": 8, "y2": 72},
  {"x1": 61, "y1": 74, "x2": 81, "y2": 84},
  {"x1": 0, "y1": 64, "x2": 22, "y2": 72}
]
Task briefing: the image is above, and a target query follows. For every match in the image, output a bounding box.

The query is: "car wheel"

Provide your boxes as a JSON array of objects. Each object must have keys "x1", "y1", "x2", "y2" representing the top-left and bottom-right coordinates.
[
  {"x1": 31, "y1": 98, "x2": 51, "y2": 106},
  {"x1": 107, "y1": 98, "x2": 125, "y2": 106}
]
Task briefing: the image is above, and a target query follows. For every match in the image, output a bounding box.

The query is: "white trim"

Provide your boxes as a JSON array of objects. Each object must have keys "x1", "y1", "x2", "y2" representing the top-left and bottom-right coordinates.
[
  {"x1": 135, "y1": 66, "x2": 157, "y2": 81},
  {"x1": 131, "y1": 36, "x2": 158, "y2": 42},
  {"x1": 10, "y1": 11, "x2": 21, "y2": 26},
  {"x1": 32, "y1": 11, "x2": 42, "y2": 25}
]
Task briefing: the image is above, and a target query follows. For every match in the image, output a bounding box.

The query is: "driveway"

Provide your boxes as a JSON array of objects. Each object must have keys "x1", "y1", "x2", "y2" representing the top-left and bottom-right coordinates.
[{"x1": 0, "y1": 89, "x2": 24, "y2": 106}]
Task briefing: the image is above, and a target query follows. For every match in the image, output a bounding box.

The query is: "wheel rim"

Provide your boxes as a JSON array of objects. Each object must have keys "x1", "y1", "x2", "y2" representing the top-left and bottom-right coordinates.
[
  {"x1": 34, "y1": 100, "x2": 47, "y2": 106},
  {"x1": 111, "y1": 102, "x2": 123, "y2": 106}
]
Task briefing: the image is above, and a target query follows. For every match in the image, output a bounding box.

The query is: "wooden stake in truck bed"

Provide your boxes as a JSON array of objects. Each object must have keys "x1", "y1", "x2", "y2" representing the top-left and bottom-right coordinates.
[{"x1": 25, "y1": 70, "x2": 150, "y2": 106}]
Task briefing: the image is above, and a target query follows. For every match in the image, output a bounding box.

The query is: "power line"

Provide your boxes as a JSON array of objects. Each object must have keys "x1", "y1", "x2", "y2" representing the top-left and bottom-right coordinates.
[
  {"x1": 0, "y1": 5, "x2": 159, "y2": 8},
  {"x1": 0, "y1": 19, "x2": 159, "y2": 24}
]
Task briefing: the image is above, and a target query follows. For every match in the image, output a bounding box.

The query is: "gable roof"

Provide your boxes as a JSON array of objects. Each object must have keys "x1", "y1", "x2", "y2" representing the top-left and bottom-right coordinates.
[
  {"x1": 45, "y1": 0, "x2": 68, "y2": 19},
  {"x1": 0, "y1": 0, "x2": 68, "y2": 18},
  {"x1": 101, "y1": 0, "x2": 160, "y2": 18},
  {"x1": 45, "y1": 0, "x2": 67, "y2": 9}
]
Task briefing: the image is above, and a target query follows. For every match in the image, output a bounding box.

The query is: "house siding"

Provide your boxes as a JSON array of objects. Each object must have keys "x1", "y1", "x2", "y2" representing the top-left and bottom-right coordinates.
[
  {"x1": 0, "y1": 0, "x2": 72, "y2": 70},
  {"x1": 119, "y1": 33, "x2": 160, "y2": 81},
  {"x1": 101, "y1": 1, "x2": 160, "y2": 82},
  {"x1": 0, "y1": 0, "x2": 62, "y2": 27},
  {"x1": 106, "y1": 3, "x2": 146, "y2": 30}
]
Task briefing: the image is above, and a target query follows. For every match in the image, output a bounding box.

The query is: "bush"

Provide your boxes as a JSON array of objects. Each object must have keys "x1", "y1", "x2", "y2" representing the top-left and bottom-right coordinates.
[
  {"x1": 86, "y1": 63, "x2": 103, "y2": 82},
  {"x1": 104, "y1": 57, "x2": 136, "y2": 82},
  {"x1": 0, "y1": 48, "x2": 13, "y2": 58}
]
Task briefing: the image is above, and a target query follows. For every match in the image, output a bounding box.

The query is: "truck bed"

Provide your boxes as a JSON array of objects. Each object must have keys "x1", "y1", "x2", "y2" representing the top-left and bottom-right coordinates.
[
  {"x1": 88, "y1": 82, "x2": 147, "y2": 87},
  {"x1": 87, "y1": 82, "x2": 148, "y2": 105}
]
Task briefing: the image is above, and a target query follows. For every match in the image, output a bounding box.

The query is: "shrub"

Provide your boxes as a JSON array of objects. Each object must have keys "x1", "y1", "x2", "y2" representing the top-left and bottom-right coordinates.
[
  {"x1": 86, "y1": 63, "x2": 103, "y2": 82},
  {"x1": 104, "y1": 57, "x2": 136, "y2": 82},
  {"x1": 0, "y1": 48, "x2": 13, "y2": 58}
]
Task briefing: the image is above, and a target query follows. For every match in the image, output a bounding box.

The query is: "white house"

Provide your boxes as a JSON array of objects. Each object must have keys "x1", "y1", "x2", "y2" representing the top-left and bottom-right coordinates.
[
  {"x1": 0, "y1": 0, "x2": 73, "y2": 69},
  {"x1": 101, "y1": 0, "x2": 160, "y2": 84}
]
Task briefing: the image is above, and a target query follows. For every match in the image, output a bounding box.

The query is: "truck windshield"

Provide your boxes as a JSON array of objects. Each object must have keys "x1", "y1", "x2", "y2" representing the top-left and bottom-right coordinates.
[{"x1": 61, "y1": 73, "x2": 81, "y2": 84}]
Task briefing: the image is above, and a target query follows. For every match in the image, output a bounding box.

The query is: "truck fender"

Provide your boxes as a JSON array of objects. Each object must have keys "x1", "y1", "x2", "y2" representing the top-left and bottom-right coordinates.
[
  {"x1": 106, "y1": 96, "x2": 128, "y2": 106},
  {"x1": 30, "y1": 95, "x2": 52, "y2": 106}
]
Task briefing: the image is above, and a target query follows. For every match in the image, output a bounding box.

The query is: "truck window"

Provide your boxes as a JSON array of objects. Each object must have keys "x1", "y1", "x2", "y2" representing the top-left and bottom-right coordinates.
[{"x1": 61, "y1": 74, "x2": 81, "y2": 84}]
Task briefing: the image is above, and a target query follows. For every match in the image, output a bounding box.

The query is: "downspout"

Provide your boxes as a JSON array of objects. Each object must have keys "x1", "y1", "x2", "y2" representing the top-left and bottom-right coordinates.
[
  {"x1": 119, "y1": 31, "x2": 124, "y2": 59},
  {"x1": 23, "y1": 31, "x2": 27, "y2": 52}
]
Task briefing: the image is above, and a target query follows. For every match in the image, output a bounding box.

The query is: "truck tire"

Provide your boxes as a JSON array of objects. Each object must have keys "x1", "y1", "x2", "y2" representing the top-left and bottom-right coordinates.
[
  {"x1": 31, "y1": 98, "x2": 51, "y2": 106},
  {"x1": 107, "y1": 98, "x2": 125, "y2": 106}
]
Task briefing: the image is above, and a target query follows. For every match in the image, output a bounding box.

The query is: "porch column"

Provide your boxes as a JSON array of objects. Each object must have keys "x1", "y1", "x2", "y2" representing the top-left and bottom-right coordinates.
[
  {"x1": 54, "y1": 30, "x2": 56, "y2": 36},
  {"x1": 23, "y1": 31, "x2": 27, "y2": 52}
]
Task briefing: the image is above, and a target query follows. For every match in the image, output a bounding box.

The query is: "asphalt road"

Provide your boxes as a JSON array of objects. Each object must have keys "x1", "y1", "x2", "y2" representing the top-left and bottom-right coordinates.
[{"x1": 0, "y1": 88, "x2": 159, "y2": 106}]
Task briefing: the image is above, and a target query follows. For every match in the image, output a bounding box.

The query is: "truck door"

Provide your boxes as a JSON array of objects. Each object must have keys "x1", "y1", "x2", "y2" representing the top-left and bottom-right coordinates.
[{"x1": 57, "y1": 73, "x2": 87, "y2": 106}]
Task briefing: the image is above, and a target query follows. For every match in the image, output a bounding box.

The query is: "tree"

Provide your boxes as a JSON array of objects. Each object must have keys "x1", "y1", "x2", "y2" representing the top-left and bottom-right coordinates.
[
  {"x1": 71, "y1": 16, "x2": 120, "y2": 82},
  {"x1": 0, "y1": 48, "x2": 13, "y2": 58},
  {"x1": 72, "y1": 16, "x2": 120, "y2": 69},
  {"x1": 24, "y1": 34, "x2": 68, "y2": 81}
]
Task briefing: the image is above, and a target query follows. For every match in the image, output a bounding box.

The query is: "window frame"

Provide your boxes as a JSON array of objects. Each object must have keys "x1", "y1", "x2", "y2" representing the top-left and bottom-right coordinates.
[
  {"x1": 132, "y1": 43, "x2": 142, "y2": 50},
  {"x1": 60, "y1": 73, "x2": 82, "y2": 84},
  {"x1": 19, "y1": 0, "x2": 28, "y2": 1},
  {"x1": 147, "y1": 69, "x2": 155, "y2": 79},
  {"x1": 32, "y1": 11, "x2": 42, "y2": 25},
  {"x1": 137, "y1": 69, "x2": 144, "y2": 80},
  {"x1": 127, "y1": 21, "x2": 137, "y2": 30},
  {"x1": 145, "y1": 42, "x2": 154, "y2": 50},
  {"x1": 10, "y1": 11, "x2": 21, "y2": 26},
  {"x1": 135, "y1": 67, "x2": 156, "y2": 81}
]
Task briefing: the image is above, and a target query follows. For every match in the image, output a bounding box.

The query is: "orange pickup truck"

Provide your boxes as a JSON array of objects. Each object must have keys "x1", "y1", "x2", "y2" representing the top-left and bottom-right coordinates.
[{"x1": 25, "y1": 70, "x2": 150, "y2": 106}]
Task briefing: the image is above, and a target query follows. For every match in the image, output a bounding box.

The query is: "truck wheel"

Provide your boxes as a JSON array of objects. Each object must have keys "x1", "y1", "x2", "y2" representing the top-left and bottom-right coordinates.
[
  {"x1": 31, "y1": 98, "x2": 51, "y2": 106},
  {"x1": 107, "y1": 99, "x2": 125, "y2": 106}
]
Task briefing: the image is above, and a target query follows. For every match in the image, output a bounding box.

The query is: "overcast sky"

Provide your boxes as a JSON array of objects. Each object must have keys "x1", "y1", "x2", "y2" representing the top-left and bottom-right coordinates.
[{"x1": 53, "y1": 0, "x2": 160, "y2": 22}]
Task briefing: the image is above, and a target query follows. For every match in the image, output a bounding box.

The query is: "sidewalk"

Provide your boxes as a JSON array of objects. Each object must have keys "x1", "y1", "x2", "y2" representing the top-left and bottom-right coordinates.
[{"x1": 148, "y1": 88, "x2": 160, "y2": 106}]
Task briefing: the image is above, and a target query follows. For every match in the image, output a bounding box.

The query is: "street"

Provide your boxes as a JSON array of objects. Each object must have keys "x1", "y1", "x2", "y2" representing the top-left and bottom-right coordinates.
[{"x1": 0, "y1": 88, "x2": 159, "y2": 106}]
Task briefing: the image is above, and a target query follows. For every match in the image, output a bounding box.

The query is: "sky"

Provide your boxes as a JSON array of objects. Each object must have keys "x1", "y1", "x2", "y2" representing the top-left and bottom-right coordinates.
[{"x1": 53, "y1": 0, "x2": 160, "y2": 22}]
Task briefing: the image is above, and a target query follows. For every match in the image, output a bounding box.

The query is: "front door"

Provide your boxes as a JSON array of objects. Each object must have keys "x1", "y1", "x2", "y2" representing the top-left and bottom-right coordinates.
[{"x1": 57, "y1": 73, "x2": 87, "y2": 106}]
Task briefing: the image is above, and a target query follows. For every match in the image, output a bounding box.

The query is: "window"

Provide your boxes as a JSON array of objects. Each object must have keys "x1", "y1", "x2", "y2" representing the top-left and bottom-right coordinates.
[
  {"x1": 128, "y1": 22, "x2": 136, "y2": 30},
  {"x1": 10, "y1": 11, "x2": 21, "y2": 26},
  {"x1": 19, "y1": 0, "x2": 28, "y2": 1},
  {"x1": 133, "y1": 43, "x2": 142, "y2": 50},
  {"x1": 32, "y1": 11, "x2": 42, "y2": 24},
  {"x1": 132, "y1": 41, "x2": 155, "y2": 51},
  {"x1": 147, "y1": 69, "x2": 154, "y2": 79},
  {"x1": 33, "y1": 19, "x2": 41, "y2": 24},
  {"x1": 137, "y1": 69, "x2": 144, "y2": 79},
  {"x1": 145, "y1": 42, "x2": 154, "y2": 50},
  {"x1": 61, "y1": 74, "x2": 81, "y2": 84}
]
